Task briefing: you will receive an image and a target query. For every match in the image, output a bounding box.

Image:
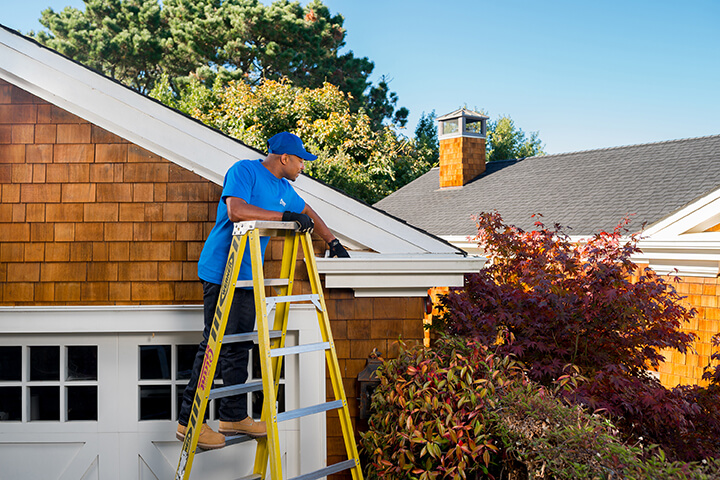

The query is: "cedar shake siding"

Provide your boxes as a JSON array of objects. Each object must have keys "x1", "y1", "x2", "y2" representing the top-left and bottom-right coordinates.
[
  {"x1": 0, "y1": 79, "x2": 215, "y2": 305},
  {"x1": 656, "y1": 271, "x2": 720, "y2": 387}
]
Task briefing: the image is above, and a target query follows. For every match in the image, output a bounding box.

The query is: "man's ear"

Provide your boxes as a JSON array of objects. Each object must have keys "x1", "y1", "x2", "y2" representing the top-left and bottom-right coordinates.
[{"x1": 280, "y1": 153, "x2": 289, "y2": 165}]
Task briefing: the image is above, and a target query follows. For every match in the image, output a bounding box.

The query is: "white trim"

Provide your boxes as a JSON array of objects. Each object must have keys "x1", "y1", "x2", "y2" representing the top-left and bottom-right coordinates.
[
  {"x1": 316, "y1": 254, "x2": 485, "y2": 297},
  {"x1": 0, "y1": 305, "x2": 203, "y2": 334},
  {"x1": 441, "y1": 235, "x2": 485, "y2": 255},
  {"x1": 295, "y1": 178, "x2": 461, "y2": 254},
  {"x1": 633, "y1": 237, "x2": 720, "y2": 277}
]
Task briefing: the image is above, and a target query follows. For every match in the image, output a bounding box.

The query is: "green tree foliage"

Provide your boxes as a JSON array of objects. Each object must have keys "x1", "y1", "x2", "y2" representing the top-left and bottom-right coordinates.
[
  {"x1": 150, "y1": 76, "x2": 431, "y2": 203},
  {"x1": 364, "y1": 76, "x2": 409, "y2": 129},
  {"x1": 486, "y1": 115, "x2": 545, "y2": 161},
  {"x1": 414, "y1": 111, "x2": 439, "y2": 166},
  {"x1": 34, "y1": 0, "x2": 166, "y2": 93},
  {"x1": 32, "y1": 0, "x2": 407, "y2": 125}
]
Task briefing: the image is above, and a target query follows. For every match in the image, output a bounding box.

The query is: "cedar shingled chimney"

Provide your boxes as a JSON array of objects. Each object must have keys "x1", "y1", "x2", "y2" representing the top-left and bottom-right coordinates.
[{"x1": 437, "y1": 108, "x2": 488, "y2": 188}]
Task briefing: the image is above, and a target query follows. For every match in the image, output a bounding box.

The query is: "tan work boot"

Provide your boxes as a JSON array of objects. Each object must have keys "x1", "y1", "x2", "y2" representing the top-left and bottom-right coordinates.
[
  {"x1": 176, "y1": 423, "x2": 226, "y2": 450},
  {"x1": 218, "y1": 416, "x2": 267, "y2": 438}
]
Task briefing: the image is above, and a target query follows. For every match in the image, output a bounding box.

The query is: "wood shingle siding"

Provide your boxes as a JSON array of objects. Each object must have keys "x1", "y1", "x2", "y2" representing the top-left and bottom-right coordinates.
[{"x1": 0, "y1": 79, "x2": 217, "y2": 305}]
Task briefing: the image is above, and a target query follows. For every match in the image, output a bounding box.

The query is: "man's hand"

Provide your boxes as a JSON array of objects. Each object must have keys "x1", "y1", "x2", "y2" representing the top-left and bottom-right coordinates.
[
  {"x1": 328, "y1": 239, "x2": 350, "y2": 258},
  {"x1": 282, "y1": 211, "x2": 314, "y2": 233}
]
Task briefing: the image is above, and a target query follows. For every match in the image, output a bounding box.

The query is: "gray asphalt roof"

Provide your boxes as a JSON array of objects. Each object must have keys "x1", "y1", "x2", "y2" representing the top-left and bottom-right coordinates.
[{"x1": 374, "y1": 135, "x2": 720, "y2": 237}]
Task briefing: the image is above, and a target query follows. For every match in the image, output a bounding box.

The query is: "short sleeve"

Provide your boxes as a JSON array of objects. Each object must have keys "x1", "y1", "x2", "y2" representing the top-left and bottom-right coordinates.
[
  {"x1": 286, "y1": 182, "x2": 305, "y2": 213},
  {"x1": 221, "y1": 161, "x2": 254, "y2": 203}
]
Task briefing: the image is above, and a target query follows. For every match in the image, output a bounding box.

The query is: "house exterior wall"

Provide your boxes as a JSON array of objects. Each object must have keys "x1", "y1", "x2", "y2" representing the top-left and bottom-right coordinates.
[
  {"x1": 0, "y1": 78, "x2": 215, "y2": 306},
  {"x1": 0, "y1": 79, "x2": 426, "y2": 477},
  {"x1": 656, "y1": 273, "x2": 720, "y2": 387}
]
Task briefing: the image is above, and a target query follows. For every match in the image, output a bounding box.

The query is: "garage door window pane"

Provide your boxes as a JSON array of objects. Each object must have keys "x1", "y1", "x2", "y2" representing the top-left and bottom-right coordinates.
[
  {"x1": 140, "y1": 385, "x2": 171, "y2": 420},
  {"x1": 0, "y1": 387, "x2": 21, "y2": 421},
  {"x1": 30, "y1": 346, "x2": 59, "y2": 381},
  {"x1": 30, "y1": 386, "x2": 60, "y2": 421},
  {"x1": 67, "y1": 346, "x2": 97, "y2": 381},
  {"x1": 67, "y1": 386, "x2": 98, "y2": 421},
  {"x1": 140, "y1": 345, "x2": 171, "y2": 380},
  {"x1": 0, "y1": 347, "x2": 21, "y2": 381},
  {"x1": 176, "y1": 345, "x2": 197, "y2": 380}
]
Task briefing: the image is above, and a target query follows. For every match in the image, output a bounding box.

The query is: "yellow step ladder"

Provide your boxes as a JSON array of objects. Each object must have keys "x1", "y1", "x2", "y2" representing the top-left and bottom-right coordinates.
[{"x1": 175, "y1": 220, "x2": 364, "y2": 480}]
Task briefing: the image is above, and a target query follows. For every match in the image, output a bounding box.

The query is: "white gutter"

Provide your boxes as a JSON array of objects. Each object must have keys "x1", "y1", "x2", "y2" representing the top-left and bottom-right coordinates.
[{"x1": 316, "y1": 253, "x2": 486, "y2": 297}]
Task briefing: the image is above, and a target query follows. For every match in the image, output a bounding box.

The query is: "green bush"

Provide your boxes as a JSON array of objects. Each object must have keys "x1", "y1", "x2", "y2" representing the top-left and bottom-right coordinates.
[{"x1": 361, "y1": 337, "x2": 720, "y2": 480}]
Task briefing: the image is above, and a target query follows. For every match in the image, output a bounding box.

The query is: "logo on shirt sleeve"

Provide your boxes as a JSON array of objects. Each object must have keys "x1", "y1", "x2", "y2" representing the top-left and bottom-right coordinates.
[{"x1": 280, "y1": 198, "x2": 287, "y2": 207}]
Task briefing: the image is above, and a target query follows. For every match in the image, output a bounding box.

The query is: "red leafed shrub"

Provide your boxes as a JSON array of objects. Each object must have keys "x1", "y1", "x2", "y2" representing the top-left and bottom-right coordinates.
[
  {"x1": 436, "y1": 212, "x2": 697, "y2": 383},
  {"x1": 434, "y1": 212, "x2": 720, "y2": 462}
]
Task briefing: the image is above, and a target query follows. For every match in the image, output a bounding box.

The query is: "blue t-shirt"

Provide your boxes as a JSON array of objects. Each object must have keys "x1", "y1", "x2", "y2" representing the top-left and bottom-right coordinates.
[{"x1": 197, "y1": 159, "x2": 306, "y2": 285}]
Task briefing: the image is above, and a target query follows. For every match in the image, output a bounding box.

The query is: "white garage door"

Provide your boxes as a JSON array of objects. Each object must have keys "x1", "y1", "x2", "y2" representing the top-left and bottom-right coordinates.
[{"x1": 0, "y1": 305, "x2": 326, "y2": 480}]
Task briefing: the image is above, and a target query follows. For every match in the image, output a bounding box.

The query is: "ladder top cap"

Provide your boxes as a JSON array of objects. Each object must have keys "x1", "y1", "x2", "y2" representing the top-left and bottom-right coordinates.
[{"x1": 233, "y1": 220, "x2": 300, "y2": 236}]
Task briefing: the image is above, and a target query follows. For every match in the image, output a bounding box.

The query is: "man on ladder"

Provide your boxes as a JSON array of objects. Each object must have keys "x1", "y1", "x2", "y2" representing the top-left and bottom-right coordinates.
[{"x1": 176, "y1": 131, "x2": 350, "y2": 449}]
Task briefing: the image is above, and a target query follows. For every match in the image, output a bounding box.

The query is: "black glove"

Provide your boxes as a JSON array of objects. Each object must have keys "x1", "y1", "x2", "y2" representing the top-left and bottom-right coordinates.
[
  {"x1": 282, "y1": 211, "x2": 314, "y2": 233},
  {"x1": 328, "y1": 239, "x2": 350, "y2": 258}
]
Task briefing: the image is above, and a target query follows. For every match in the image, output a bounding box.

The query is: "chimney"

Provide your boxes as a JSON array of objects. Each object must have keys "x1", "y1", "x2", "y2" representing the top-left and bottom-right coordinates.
[{"x1": 437, "y1": 108, "x2": 488, "y2": 188}]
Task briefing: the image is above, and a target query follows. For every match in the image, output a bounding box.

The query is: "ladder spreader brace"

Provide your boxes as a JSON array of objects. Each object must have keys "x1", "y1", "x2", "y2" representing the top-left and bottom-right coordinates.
[{"x1": 175, "y1": 220, "x2": 364, "y2": 480}]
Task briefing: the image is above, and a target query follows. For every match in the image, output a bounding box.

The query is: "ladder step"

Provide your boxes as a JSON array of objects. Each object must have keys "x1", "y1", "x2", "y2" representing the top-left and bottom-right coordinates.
[
  {"x1": 289, "y1": 459, "x2": 358, "y2": 480},
  {"x1": 233, "y1": 476, "x2": 262, "y2": 480},
  {"x1": 223, "y1": 433, "x2": 257, "y2": 448},
  {"x1": 209, "y1": 381, "x2": 263, "y2": 400},
  {"x1": 266, "y1": 293, "x2": 320, "y2": 307},
  {"x1": 198, "y1": 433, "x2": 256, "y2": 454},
  {"x1": 277, "y1": 400, "x2": 344, "y2": 423},
  {"x1": 224, "y1": 330, "x2": 282, "y2": 344},
  {"x1": 268, "y1": 294, "x2": 318, "y2": 302},
  {"x1": 270, "y1": 341, "x2": 330, "y2": 358},
  {"x1": 235, "y1": 278, "x2": 290, "y2": 288}
]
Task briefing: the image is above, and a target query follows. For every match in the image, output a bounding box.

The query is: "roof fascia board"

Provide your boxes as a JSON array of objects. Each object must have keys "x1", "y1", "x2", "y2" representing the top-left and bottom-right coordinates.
[{"x1": 441, "y1": 235, "x2": 484, "y2": 255}]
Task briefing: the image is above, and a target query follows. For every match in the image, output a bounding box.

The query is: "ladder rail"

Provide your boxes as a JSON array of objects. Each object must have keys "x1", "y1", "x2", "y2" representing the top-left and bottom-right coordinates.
[
  {"x1": 254, "y1": 229, "x2": 300, "y2": 477},
  {"x1": 249, "y1": 229, "x2": 283, "y2": 480}
]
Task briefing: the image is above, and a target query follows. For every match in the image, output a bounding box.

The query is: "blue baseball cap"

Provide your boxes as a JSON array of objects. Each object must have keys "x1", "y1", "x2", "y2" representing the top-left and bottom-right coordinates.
[{"x1": 267, "y1": 132, "x2": 318, "y2": 161}]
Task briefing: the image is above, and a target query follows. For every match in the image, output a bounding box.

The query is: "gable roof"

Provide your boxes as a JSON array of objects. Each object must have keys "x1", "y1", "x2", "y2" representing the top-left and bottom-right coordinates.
[
  {"x1": 375, "y1": 135, "x2": 720, "y2": 237},
  {"x1": 0, "y1": 24, "x2": 485, "y2": 296}
]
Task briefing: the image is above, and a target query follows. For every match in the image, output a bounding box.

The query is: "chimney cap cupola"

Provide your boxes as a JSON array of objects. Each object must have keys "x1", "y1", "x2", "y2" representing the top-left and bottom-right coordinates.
[
  {"x1": 437, "y1": 107, "x2": 488, "y2": 188},
  {"x1": 437, "y1": 108, "x2": 489, "y2": 140}
]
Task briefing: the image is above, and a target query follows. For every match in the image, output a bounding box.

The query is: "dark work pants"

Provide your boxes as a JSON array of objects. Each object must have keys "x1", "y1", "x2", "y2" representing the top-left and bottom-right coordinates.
[{"x1": 178, "y1": 281, "x2": 256, "y2": 425}]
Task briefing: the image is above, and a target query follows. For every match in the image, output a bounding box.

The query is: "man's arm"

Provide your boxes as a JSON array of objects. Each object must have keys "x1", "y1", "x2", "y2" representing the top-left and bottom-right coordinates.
[{"x1": 226, "y1": 197, "x2": 283, "y2": 222}]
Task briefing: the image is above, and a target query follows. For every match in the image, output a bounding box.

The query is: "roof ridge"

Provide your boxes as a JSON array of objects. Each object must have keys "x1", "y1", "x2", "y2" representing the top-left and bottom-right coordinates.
[{"x1": 540, "y1": 133, "x2": 720, "y2": 159}]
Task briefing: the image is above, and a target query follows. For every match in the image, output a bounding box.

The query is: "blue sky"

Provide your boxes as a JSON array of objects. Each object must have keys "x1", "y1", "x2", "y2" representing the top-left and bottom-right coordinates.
[{"x1": 4, "y1": 0, "x2": 719, "y2": 154}]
